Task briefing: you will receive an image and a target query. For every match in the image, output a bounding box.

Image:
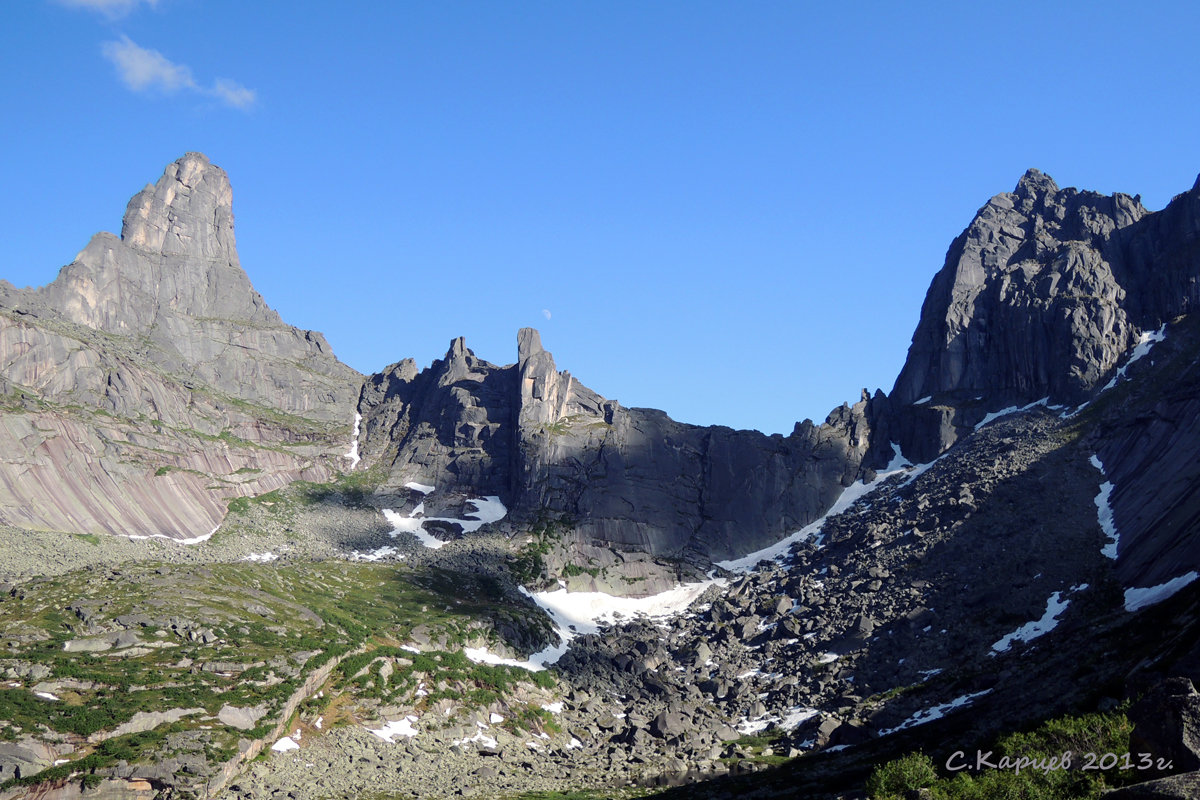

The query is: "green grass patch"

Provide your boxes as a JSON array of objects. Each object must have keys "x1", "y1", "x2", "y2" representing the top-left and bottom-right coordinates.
[{"x1": 866, "y1": 709, "x2": 1135, "y2": 799}]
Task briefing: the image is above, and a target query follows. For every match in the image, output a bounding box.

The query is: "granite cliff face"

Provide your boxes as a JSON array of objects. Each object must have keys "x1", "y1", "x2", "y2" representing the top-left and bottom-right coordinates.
[
  {"x1": 892, "y1": 169, "x2": 1148, "y2": 409},
  {"x1": 885, "y1": 168, "x2": 1200, "y2": 593},
  {"x1": 8, "y1": 160, "x2": 1200, "y2": 799},
  {"x1": 357, "y1": 328, "x2": 883, "y2": 566},
  {"x1": 6, "y1": 156, "x2": 1200, "y2": 590},
  {"x1": 888, "y1": 170, "x2": 1200, "y2": 461},
  {"x1": 0, "y1": 153, "x2": 361, "y2": 540}
]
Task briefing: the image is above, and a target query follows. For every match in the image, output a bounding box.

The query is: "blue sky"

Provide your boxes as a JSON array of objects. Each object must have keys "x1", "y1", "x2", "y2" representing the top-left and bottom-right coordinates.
[{"x1": 3, "y1": 1, "x2": 1199, "y2": 434}]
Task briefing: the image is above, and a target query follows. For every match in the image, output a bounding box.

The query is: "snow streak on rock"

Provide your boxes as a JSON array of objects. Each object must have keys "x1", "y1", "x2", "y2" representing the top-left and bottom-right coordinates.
[
  {"x1": 974, "y1": 397, "x2": 1050, "y2": 431},
  {"x1": 1090, "y1": 455, "x2": 1119, "y2": 560},
  {"x1": 1125, "y1": 572, "x2": 1200, "y2": 612},
  {"x1": 880, "y1": 690, "x2": 993, "y2": 736},
  {"x1": 1102, "y1": 325, "x2": 1167, "y2": 392},
  {"x1": 344, "y1": 412, "x2": 361, "y2": 469},
  {"x1": 717, "y1": 444, "x2": 915, "y2": 572},
  {"x1": 990, "y1": 591, "x2": 1069, "y2": 653},
  {"x1": 520, "y1": 580, "x2": 721, "y2": 667}
]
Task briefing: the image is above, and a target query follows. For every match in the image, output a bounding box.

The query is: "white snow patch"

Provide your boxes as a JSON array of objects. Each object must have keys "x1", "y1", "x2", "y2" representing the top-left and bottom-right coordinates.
[
  {"x1": 880, "y1": 690, "x2": 993, "y2": 736},
  {"x1": 817, "y1": 653, "x2": 839, "y2": 664},
  {"x1": 736, "y1": 715, "x2": 777, "y2": 735},
  {"x1": 382, "y1": 507, "x2": 444, "y2": 550},
  {"x1": 914, "y1": 395, "x2": 933, "y2": 405},
  {"x1": 421, "y1": 496, "x2": 507, "y2": 533},
  {"x1": 489, "y1": 713, "x2": 505, "y2": 724},
  {"x1": 128, "y1": 524, "x2": 220, "y2": 546},
  {"x1": 1125, "y1": 572, "x2": 1200, "y2": 612},
  {"x1": 382, "y1": 496, "x2": 508, "y2": 549},
  {"x1": 35, "y1": 691, "x2": 59, "y2": 701},
  {"x1": 400, "y1": 644, "x2": 422, "y2": 654},
  {"x1": 369, "y1": 716, "x2": 420, "y2": 741},
  {"x1": 717, "y1": 444, "x2": 914, "y2": 572},
  {"x1": 241, "y1": 552, "x2": 278, "y2": 563},
  {"x1": 348, "y1": 545, "x2": 400, "y2": 562},
  {"x1": 975, "y1": 397, "x2": 1049, "y2": 431},
  {"x1": 463, "y1": 646, "x2": 546, "y2": 673},
  {"x1": 271, "y1": 736, "x2": 300, "y2": 752},
  {"x1": 1061, "y1": 401, "x2": 1090, "y2": 419},
  {"x1": 344, "y1": 412, "x2": 361, "y2": 469},
  {"x1": 541, "y1": 702, "x2": 563, "y2": 714},
  {"x1": 736, "y1": 669, "x2": 761, "y2": 680},
  {"x1": 567, "y1": 738, "x2": 583, "y2": 750},
  {"x1": 1103, "y1": 325, "x2": 1167, "y2": 391},
  {"x1": 520, "y1": 579, "x2": 720, "y2": 667},
  {"x1": 1090, "y1": 455, "x2": 1119, "y2": 560},
  {"x1": 990, "y1": 592, "x2": 1069, "y2": 653},
  {"x1": 53, "y1": 759, "x2": 69, "y2": 766},
  {"x1": 779, "y1": 707, "x2": 820, "y2": 731},
  {"x1": 405, "y1": 481, "x2": 436, "y2": 494},
  {"x1": 454, "y1": 729, "x2": 498, "y2": 749},
  {"x1": 314, "y1": 716, "x2": 323, "y2": 730}
]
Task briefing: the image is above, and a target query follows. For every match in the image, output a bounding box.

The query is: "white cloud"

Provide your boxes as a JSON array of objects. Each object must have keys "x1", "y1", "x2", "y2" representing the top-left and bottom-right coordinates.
[
  {"x1": 211, "y1": 78, "x2": 257, "y2": 110},
  {"x1": 102, "y1": 36, "x2": 194, "y2": 93},
  {"x1": 542, "y1": 309, "x2": 552, "y2": 320},
  {"x1": 101, "y1": 36, "x2": 256, "y2": 110}
]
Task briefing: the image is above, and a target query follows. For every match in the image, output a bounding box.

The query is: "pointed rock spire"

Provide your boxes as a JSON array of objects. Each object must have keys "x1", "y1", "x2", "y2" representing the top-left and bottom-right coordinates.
[
  {"x1": 44, "y1": 153, "x2": 270, "y2": 330},
  {"x1": 1014, "y1": 168, "x2": 1060, "y2": 200},
  {"x1": 121, "y1": 152, "x2": 238, "y2": 263},
  {"x1": 517, "y1": 327, "x2": 544, "y2": 366}
]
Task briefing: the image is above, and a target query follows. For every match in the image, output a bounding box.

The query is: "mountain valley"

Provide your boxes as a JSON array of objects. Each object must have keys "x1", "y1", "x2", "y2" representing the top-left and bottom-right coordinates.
[{"x1": 0, "y1": 155, "x2": 1199, "y2": 800}]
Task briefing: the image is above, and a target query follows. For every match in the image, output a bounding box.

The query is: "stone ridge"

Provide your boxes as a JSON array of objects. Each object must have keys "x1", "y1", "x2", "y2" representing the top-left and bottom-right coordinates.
[
  {"x1": 39, "y1": 152, "x2": 276, "y2": 332},
  {"x1": 892, "y1": 169, "x2": 1150, "y2": 409},
  {"x1": 357, "y1": 328, "x2": 880, "y2": 570},
  {"x1": 0, "y1": 153, "x2": 361, "y2": 540},
  {"x1": 121, "y1": 152, "x2": 237, "y2": 263}
]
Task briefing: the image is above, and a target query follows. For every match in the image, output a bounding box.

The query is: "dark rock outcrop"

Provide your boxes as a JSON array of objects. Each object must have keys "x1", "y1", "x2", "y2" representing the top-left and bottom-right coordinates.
[
  {"x1": 358, "y1": 329, "x2": 886, "y2": 563},
  {"x1": 1127, "y1": 677, "x2": 1200, "y2": 775},
  {"x1": 893, "y1": 169, "x2": 1148, "y2": 410},
  {"x1": 888, "y1": 169, "x2": 1200, "y2": 465}
]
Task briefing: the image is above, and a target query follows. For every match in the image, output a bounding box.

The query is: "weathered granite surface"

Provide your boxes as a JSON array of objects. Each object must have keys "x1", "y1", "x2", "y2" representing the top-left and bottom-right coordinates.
[
  {"x1": 358, "y1": 328, "x2": 883, "y2": 562},
  {"x1": 0, "y1": 153, "x2": 362, "y2": 539}
]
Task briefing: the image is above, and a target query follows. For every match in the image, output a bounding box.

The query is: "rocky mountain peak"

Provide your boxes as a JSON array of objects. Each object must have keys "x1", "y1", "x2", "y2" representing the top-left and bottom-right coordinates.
[
  {"x1": 517, "y1": 326, "x2": 545, "y2": 364},
  {"x1": 120, "y1": 152, "x2": 236, "y2": 263},
  {"x1": 1013, "y1": 167, "x2": 1060, "y2": 201},
  {"x1": 37, "y1": 152, "x2": 269, "y2": 333},
  {"x1": 890, "y1": 169, "x2": 1163, "y2": 412}
]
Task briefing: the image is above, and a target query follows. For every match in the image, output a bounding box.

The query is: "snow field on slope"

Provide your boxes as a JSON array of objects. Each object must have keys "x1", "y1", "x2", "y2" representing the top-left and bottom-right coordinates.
[
  {"x1": 879, "y1": 690, "x2": 993, "y2": 736},
  {"x1": 1124, "y1": 571, "x2": 1200, "y2": 612},
  {"x1": 369, "y1": 716, "x2": 421, "y2": 741},
  {"x1": 974, "y1": 397, "x2": 1052, "y2": 431},
  {"x1": 1089, "y1": 455, "x2": 1119, "y2": 560},
  {"x1": 990, "y1": 592, "x2": 1069, "y2": 654},
  {"x1": 344, "y1": 412, "x2": 361, "y2": 469},
  {"x1": 516, "y1": 580, "x2": 723, "y2": 669},
  {"x1": 716, "y1": 444, "x2": 915, "y2": 572},
  {"x1": 377, "y1": 495, "x2": 509, "y2": 553},
  {"x1": 1102, "y1": 325, "x2": 1167, "y2": 392}
]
